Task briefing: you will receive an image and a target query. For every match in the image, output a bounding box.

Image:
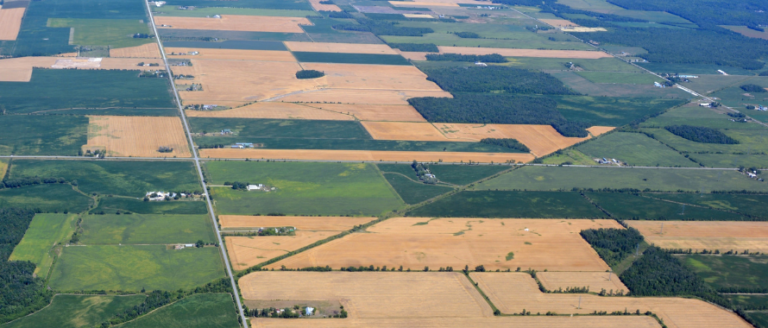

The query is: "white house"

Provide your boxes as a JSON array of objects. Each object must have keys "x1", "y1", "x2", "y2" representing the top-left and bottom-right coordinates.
[
  {"x1": 305, "y1": 307, "x2": 315, "y2": 315},
  {"x1": 247, "y1": 184, "x2": 264, "y2": 191}
]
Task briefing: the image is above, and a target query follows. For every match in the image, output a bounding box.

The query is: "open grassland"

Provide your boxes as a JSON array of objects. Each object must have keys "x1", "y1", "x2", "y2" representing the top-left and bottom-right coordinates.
[
  {"x1": 206, "y1": 162, "x2": 402, "y2": 216},
  {"x1": 471, "y1": 272, "x2": 750, "y2": 328},
  {"x1": 110, "y1": 43, "x2": 161, "y2": 58},
  {"x1": 681, "y1": 254, "x2": 768, "y2": 291},
  {"x1": 186, "y1": 102, "x2": 355, "y2": 121},
  {"x1": 94, "y1": 197, "x2": 208, "y2": 215},
  {"x1": 267, "y1": 218, "x2": 617, "y2": 271},
  {"x1": 627, "y1": 221, "x2": 768, "y2": 253},
  {"x1": 155, "y1": 15, "x2": 312, "y2": 33},
  {"x1": 0, "y1": 8, "x2": 24, "y2": 41},
  {"x1": 79, "y1": 214, "x2": 216, "y2": 245},
  {"x1": 382, "y1": 172, "x2": 454, "y2": 204},
  {"x1": 240, "y1": 271, "x2": 494, "y2": 318},
  {"x1": 285, "y1": 42, "x2": 397, "y2": 54},
  {"x1": 0, "y1": 184, "x2": 92, "y2": 213},
  {"x1": 10, "y1": 160, "x2": 201, "y2": 197},
  {"x1": 650, "y1": 193, "x2": 768, "y2": 219},
  {"x1": 9, "y1": 214, "x2": 77, "y2": 276},
  {"x1": 167, "y1": 48, "x2": 297, "y2": 61},
  {"x1": 219, "y1": 215, "x2": 374, "y2": 231},
  {"x1": 251, "y1": 316, "x2": 662, "y2": 327},
  {"x1": 587, "y1": 192, "x2": 749, "y2": 221},
  {"x1": 408, "y1": 190, "x2": 605, "y2": 218},
  {"x1": 436, "y1": 123, "x2": 595, "y2": 157},
  {"x1": 117, "y1": 293, "x2": 240, "y2": 328},
  {"x1": 227, "y1": 232, "x2": 339, "y2": 270},
  {"x1": 188, "y1": 118, "x2": 371, "y2": 140},
  {"x1": 85, "y1": 116, "x2": 191, "y2": 158},
  {"x1": 49, "y1": 245, "x2": 225, "y2": 292},
  {"x1": 575, "y1": 72, "x2": 663, "y2": 85},
  {"x1": 641, "y1": 105, "x2": 767, "y2": 130},
  {"x1": 476, "y1": 166, "x2": 768, "y2": 192},
  {"x1": 0, "y1": 115, "x2": 87, "y2": 156},
  {"x1": 2, "y1": 294, "x2": 146, "y2": 328},
  {"x1": 199, "y1": 148, "x2": 535, "y2": 163},
  {"x1": 551, "y1": 71, "x2": 688, "y2": 98},
  {"x1": 503, "y1": 56, "x2": 643, "y2": 72},
  {"x1": 48, "y1": 18, "x2": 153, "y2": 48},
  {"x1": 577, "y1": 132, "x2": 698, "y2": 167},
  {"x1": 537, "y1": 271, "x2": 628, "y2": 293},
  {"x1": 554, "y1": 96, "x2": 685, "y2": 127}
]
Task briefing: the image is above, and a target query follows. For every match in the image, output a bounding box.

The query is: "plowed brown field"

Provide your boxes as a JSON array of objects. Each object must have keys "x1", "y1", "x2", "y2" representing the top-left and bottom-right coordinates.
[
  {"x1": 185, "y1": 102, "x2": 354, "y2": 120},
  {"x1": 362, "y1": 122, "x2": 449, "y2": 141},
  {"x1": 166, "y1": 48, "x2": 297, "y2": 61},
  {"x1": 0, "y1": 8, "x2": 25, "y2": 40},
  {"x1": 627, "y1": 221, "x2": 768, "y2": 253},
  {"x1": 154, "y1": 15, "x2": 312, "y2": 33},
  {"x1": 399, "y1": 46, "x2": 612, "y2": 60},
  {"x1": 251, "y1": 316, "x2": 662, "y2": 328},
  {"x1": 109, "y1": 43, "x2": 161, "y2": 58},
  {"x1": 471, "y1": 272, "x2": 750, "y2": 328},
  {"x1": 284, "y1": 42, "x2": 398, "y2": 55},
  {"x1": 199, "y1": 148, "x2": 535, "y2": 163},
  {"x1": 85, "y1": 116, "x2": 191, "y2": 158},
  {"x1": 537, "y1": 271, "x2": 628, "y2": 293},
  {"x1": 309, "y1": 0, "x2": 342, "y2": 11},
  {"x1": 265, "y1": 218, "x2": 619, "y2": 271},
  {"x1": 436, "y1": 123, "x2": 593, "y2": 157},
  {"x1": 219, "y1": 215, "x2": 375, "y2": 231},
  {"x1": 226, "y1": 232, "x2": 337, "y2": 270},
  {"x1": 303, "y1": 103, "x2": 427, "y2": 122}
]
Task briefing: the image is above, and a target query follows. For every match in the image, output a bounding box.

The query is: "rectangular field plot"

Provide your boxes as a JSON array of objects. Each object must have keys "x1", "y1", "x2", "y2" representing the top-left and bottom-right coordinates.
[
  {"x1": 220, "y1": 215, "x2": 375, "y2": 231},
  {"x1": 680, "y1": 254, "x2": 768, "y2": 292},
  {"x1": 189, "y1": 118, "x2": 371, "y2": 140},
  {"x1": 505, "y1": 57, "x2": 643, "y2": 72},
  {"x1": 408, "y1": 191, "x2": 605, "y2": 218},
  {"x1": 640, "y1": 104, "x2": 766, "y2": 130},
  {"x1": 0, "y1": 184, "x2": 92, "y2": 213},
  {"x1": 292, "y1": 52, "x2": 410, "y2": 65},
  {"x1": 186, "y1": 102, "x2": 356, "y2": 121},
  {"x1": 94, "y1": 197, "x2": 208, "y2": 215},
  {"x1": 252, "y1": 316, "x2": 663, "y2": 328},
  {"x1": 537, "y1": 271, "x2": 628, "y2": 294},
  {"x1": 48, "y1": 18, "x2": 153, "y2": 48},
  {"x1": 206, "y1": 161, "x2": 403, "y2": 216},
  {"x1": 284, "y1": 42, "x2": 397, "y2": 54},
  {"x1": 78, "y1": 214, "x2": 216, "y2": 245},
  {"x1": 49, "y1": 245, "x2": 225, "y2": 291},
  {"x1": 551, "y1": 71, "x2": 688, "y2": 98},
  {"x1": 85, "y1": 116, "x2": 192, "y2": 158},
  {"x1": 575, "y1": 72, "x2": 664, "y2": 85},
  {"x1": 0, "y1": 115, "x2": 87, "y2": 156},
  {"x1": 627, "y1": 221, "x2": 768, "y2": 253},
  {"x1": 382, "y1": 31, "x2": 595, "y2": 51},
  {"x1": 199, "y1": 148, "x2": 535, "y2": 163},
  {"x1": 650, "y1": 193, "x2": 768, "y2": 219},
  {"x1": 400, "y1": 46, "x2": 611, "y2": 60},
  {"x1": 267, "y1": 218, "x2": 618, "y2": 271},
  {"x1": 10, "y1": 214, "x2": 77, "y2": 276},
  {"x1": 116, "y1": 293, "x2": 240, "y2": 328},
  {"x1": 554, "y1": 96, "x2": 686, "y2": 127},
  {"x1": 166, "y1": 48, "x2": 296, "y2": 61},
  {"x1": 476, "y1": 166, "x2": 768, "y2": 192},
  {"x1": 155, "y1": 15, "x2": 312, "y2": 33},
  {"x1": 2, "y1": 294, "x2": 146, "y2": 328},
  {"x1": 152, "y1": 7, "x2": 315, "y2": 18},
  {"x1": 227, "y1": 231, "x2": 339, "y2": 270},
  {"x1": 587, "y1": 193, "x2": 749, "y2": 221},
  {"x1": 381, "y1": 172, "x2": 454, "y2": 204},
  {"x1": 110, "y1": 43, "x2": 161, "y2": 58},
  {"x1": 0, "y1": 8, "x2": 25, "y2": 41},
  {"x1": 161, "y1": 0, "x2": 313, "y2": 10}
]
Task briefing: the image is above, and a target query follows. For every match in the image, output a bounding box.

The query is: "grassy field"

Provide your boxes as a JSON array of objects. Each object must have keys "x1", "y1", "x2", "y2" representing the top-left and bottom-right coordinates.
[
  {"x1": 644, "y1": 127, "x2": 768, "y2": 155},
  {"x1": 575, "y1": 72, "x2": 663, "y2": 84},
  {"x1": 118, "y1": 293, "x2": 240, "y2": 328},
  {"x1": 681, "y1": 254, "x2": 768, "y2": 291},
  {"x1": 292, "y1": 52, "x2": 410, "y2": 65},
  {"x1": 551, "y1": 71, "x2": 688, "y2": 98},
  {"x1": 0, "y1": 69, "x2": 175, "y2": 114},
  {"x1": 48, "y1": 18, "x2": 153, "y2": 48},
  {"x1": 476, "y1": 166, "x2": 768, "y2": 192},
  {"x1": 206, "y1": 162, "x2": 403, "y2": 216},
  {"x1": 152, "y1": 7, "x2": 315, "y2": 17},
  {"x1": 0, "y1": 184, "x2": 92, "y2": 213},
  {"x1": 377, "y1": 163, "x2": 510, "y2": 186},
  {"x1": 195, "y1": 137, "x2": 521, "y2": 153},
  {"x1": 381, "y1": 28, "x2": 593, "y2": 50},
  {"x1": 9, "y1": 214, "x2": 77, "y2": 276},
  {"x1": 586, "y1": 192, "x2": 749, "y2": 221},
  {"x1": 710, "y1": 79, "x2": 768, "y2": 109},
  {"x1": 553, "y1": 96, "x2": 685, "y2": 127},
  {"x1": 2, "y1": 294, "x2": 146, "y2": 328},
  {"x1": 640, "y1": 105, "x2": 766, "y2": 130},
  {"x1": 0, "y1": 115, "x2": 88, "y2": 156},
  {"x1": 576, "y1": 132, "x2": 698, "y2": 167},
  {"x1": 407, "y1": 190, "x2": 605, "y2": 218},
  {"x1": 541, "y1": 149, "x2": 597, "y2": 165},
  {"x1": 728, "y1": 295, "x2": 768, "y2": 310},
  {"x1": 504, "y1": 57, "x2": 643, "y2": 73},
  {"x1": 748, "y1": 312, "x2": 768, "y2": 327},
  {"x1": 648, "y1": 193, "x2": 768, "y2": 220},
  {"x1": 94, "y1": 197, "x2": 208, "y2": 215},
  {"x1": 681, "y1": 75, "x2": 754, "y2": 96},
  {"x1": 160, "y1": 30, "x2": 308, "y2": 42},
  {"x1": 10, "y1": 160, "x2": 202, "y2": 197},
  {"x1": 49, "y1": 245, "x2": 225, "y2": 292},
  {"x1": 189, "y1": 118, "x2": 371, "y2": 140},
  {"x1": 689, "y1": 153, "x2": 768, "y2": 170},
  {"x1": 78, "y1": 214, "x2": 216, "y2": 245},
  {"x1": 163, "y1": 0, "x2": 312, "y2": 10},
  {"x1": 381, "y1": 173, "x2": 453, "y2": 205},
  {"x1": 637, "y1": 62, "x2": 758, "y2": 76}
]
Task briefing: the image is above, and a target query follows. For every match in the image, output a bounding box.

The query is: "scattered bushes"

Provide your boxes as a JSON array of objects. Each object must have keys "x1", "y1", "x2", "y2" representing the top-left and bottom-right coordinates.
[
  {"x1": 454, "y1": 31, "x2": 480, "y2": 38},
  {"x1": 479, "y1": 138, "x2": 530, "y2": 152},
  {"x1": 425, "y1": 53, "x2": 506, "y2": 63},
  {"x1": 295, "y1": 70, "x2": 325, "y2": 79},
  {"x1": 740, "y1": 84, "x2": 767, "y2": 93},
  {"x1": 665, "y1": 125, "x2": 739, "y2": 144}
]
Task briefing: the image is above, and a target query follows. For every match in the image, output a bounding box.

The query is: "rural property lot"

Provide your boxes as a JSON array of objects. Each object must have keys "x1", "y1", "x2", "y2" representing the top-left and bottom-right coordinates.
[
  {"x1": 109, "y1": 43, "x2": 162, "y2": 58},
  {"x1": 154, "y1": 15, "x2": 312, "y2": 33},
  {"x1": 166, "y1": 48, "x2": 297, "y2": 61},
  {"x1": 627, "y1": 221, "x2": 768, "y2": 253},
  {"x1": 0, "y1": 8, "x2": 25, "y2": 40},
  {"x1": 185, "y1": 102, "x2": 355, "y2": 121},
  {"x1": 284, "y1": 42, "x2": 397, "y2": 54},
  {"x1": 471, "y1": 272, "x2": 751, "y2": 328},
  {"x1": 200, "y1": 148, "x2": 536, "y2": 163},
  {"x1": 85, "y1": 116, "x2": 191, "y2": 158},
  {"x1": 251, "y1": 316, "x2": 663, "y2": 328},
  {"x1": 219, "y1": 215, "x2": 375, "y2": 231},
  {"x1": 266, "y1": 217, "x2": 619, "y2": 271}
]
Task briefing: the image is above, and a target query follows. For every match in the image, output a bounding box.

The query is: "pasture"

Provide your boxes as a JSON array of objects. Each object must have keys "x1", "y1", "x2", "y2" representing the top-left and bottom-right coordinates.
[
  {"x1": 586, "y1": 192, "x2": 749, "y2": 221},
  {"x1": 576, "y1": 132, "x2": 698, "y2": 167},
  {"x1": 9, "y1": 213, "x2": 77, "y2": 276},
  {"x1": 640, "y1": 105, "x2": 765, "y2": 130},
  {"x1": 2, "y1": 294, "x2": 146, "y2": 328},
  {"x1": 381, "y1": 30, "x2": 594, "y2": 50},
  {"x1": 645, "y1": 127, "x2": 768, "y2": 155},
  {"x1": 0, "y1": 184, "x2": 92, "y2": 213},
  {"x1": 0, "y1": 115, "x2": 87, "y2": 156},
  {"x1": 553, "y1": 96, "x2": 685, "y2": 127},
  {"x1": 86, "y1": 116, "x2": 192, "y2": 158},
  {"x1": 552, "y1": 71, "x2": 688, "y2": 98},
  {"x1": 381, "y1": 172, "x2": 454, "y2": 204},
  {"x1": 650, "y1": 193, "x2": 768, "y2": 219},
  {"x1": 49, "y1": 245, "x2": 225, "y2": 291},
  {"x1": 680, "y1": 254, "x2": 768, "y2": 291},
  {"x1": 627, "y1": 221, "x2": 768, "y2": 254},
  {"x1": 117, "y1": 293, "x2": 240, "y2": 328},
  {"x1": 78, "y1": 214, "x2": 216, "y2": 245},
  {"x1": 575, "y1": 72, "x2": 663, "y2": 85},
  {"x1": 503, "y1": 56, "x2": 643, "y2": 72},
  {"x1": 199, "y1": 148, "x2": 536, "y2": 163},
  {"x1": 154, "y1": 15, "x2": 312, "y2": 33},
  {"x1": 267, "y1": 218, "x2": 618, "y2": 271},
  {"x1": 47, "y1": 18, "x2": 153, "y2": 48},
  {"x1": 94, "y1": 197, "x2": 207, "y2": 215}
]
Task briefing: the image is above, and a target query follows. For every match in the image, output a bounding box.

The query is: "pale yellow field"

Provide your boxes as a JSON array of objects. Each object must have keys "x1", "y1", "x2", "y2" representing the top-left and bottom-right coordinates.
[
  {"x1": 109, "y1": 43, "x2": 161, "y2": 58},
  {"x1": 471, "y1": 272, "x2": 750, "y2": 328},
  {"x1": 0, "y1": 8, "x2": 24, "y2": 40},
  {"x1": 0, "y1": 160, "x2": 8, "y2": 178},
  {"x1": 403, "y1": 14, "x2": 435, "y2": 19},
  {"x1": 266, "y1": 218, "x2": 619, "y2": 271},
  {"x1": 185, "y1": 102, "x2": 355, "y2": 120},
  {"x1": 562, "y1": 27, "x2": 608, "y2": 32},
  {"x1": 85, "y1": 116, "x2": 191, "y2": 158},
  {"x1": 274, "y1": 89, "x2": 452, "y2": 105},
  {"x1": 588, "y1": 126, "x2": 615, "y2": 136},
  {"x1": 219, "y1": 215, "x2": 375, "y2": 231},
  {"x1": 300, "y1": 63, "x2": 444, "y2": 92},
  {"x1": 309, "y1": 0, "x2": 342, "y2": 11},
  {"x1": 436, "y1": 123, "x2": 595, "y2": 157},
  {"x1": 537, "y1": 271, "x2": 628, "y2": 293},
  {"x1": 390, "y1": 1, "x2": 459, "y2": 6},
  {"x1": 240, "y1": 271, "x2": 494, "y2": 318},
  {"x1": 400, "y1": 46, "x2": 612, "y2": 60},
  {"x1": 0, "y1": 57, "x2": 163, "y2": 82},
  {"x1": 200, "y1": 148, "x2": 535, "y2": 163},
  {"x1": 303, "y1": 103, "x2": 427, "y2": 122},
  {"x1": 166, "y1": 48, "x2": 297, "y2": 61},
  {"x1": 284, "y1": 42, "x2": 398, "y2": 55},
  {"x1": 52, "y1": 58, "x2": 164, "y2": 70},
  {"x1": 155, "y1": 15, "x2": 312, "y2": 33},
  {"x1": 362, "y1": 122, "x2": 450, "y2": 142},
  {"x1": 252, "y1": 316, "x2": 662, "y2": 328},
  {"x1": 540, "y1": 18, "x2": 579, "y2": 27},
  {"x1": 226, "y1": 232, "x2": 337, "y2": 270},
  {"x1": 627, "y1": 221, "x2": 768, "y2": 253}
]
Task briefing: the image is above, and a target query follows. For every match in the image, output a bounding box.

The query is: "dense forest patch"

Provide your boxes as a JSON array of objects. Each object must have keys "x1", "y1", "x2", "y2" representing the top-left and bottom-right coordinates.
[
  {"x1": 387, "y1": 43, "x2": 438, "y2": 52},
  {"x1": 425, "y1": 53, "x2": 506, "y2": 63},
  {"x1": 421, "y1": 66, "x2": 577, "y2": 95},
  {"x1": 580, "y1": 227, "x2": 644, "y2": 267},
  {"x1": 664, "y1": 125, "x2": 739, "y2": 144},
  {"x1": 741, "y1": 84, "x2": 767, "y2": 93}
]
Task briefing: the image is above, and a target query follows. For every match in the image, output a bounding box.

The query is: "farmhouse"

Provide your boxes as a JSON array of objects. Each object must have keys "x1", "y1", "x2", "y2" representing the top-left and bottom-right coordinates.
[
  {"x1": 145, "y1": 191, "x2": 176, "y2": 201},
  {"x1": 246, "y1": 184, "x2": 263, "y2": 191}
]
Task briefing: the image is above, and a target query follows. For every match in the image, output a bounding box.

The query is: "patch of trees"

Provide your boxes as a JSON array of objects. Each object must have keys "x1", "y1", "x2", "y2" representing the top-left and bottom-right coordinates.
[
  {"x1": 740, "y1": 84, "x2": 767, "y2": 93},
  {"x1": 421, "y1": 66, "x2": 577, "y2": 95},
  {"x1": 157, "y1": 146, "x2": 173, "y2": 153},
  {"x1": 580, "y1": 227, "x2": 644, "y2": 267},
  {"x1": 0, "y1": 177, "x2": 67, "y2": 189},
  {"x1": 333, "y1": 19, "x2": 434, "y2": 36},
  {"x1": 454, "y1": 31, "x2": 480, "y2": 38},
  {"x1": 411, "y1": 161, "x2": 437, "y2": 184},
  {"x1": 387, "y1": 43, "x2": 438, "y2": 52},
  {"x1": 319, "y1": 0, "x2": 333, "y2": 4},
  {"x1": 408, "y1": 94, "x2": 590, "y2": 137},
  {"x1": 225, "y1": 181, "x2": 250, "y2": 190},
  {"x1": 479, "y1": 138, "x2": 530, "y2": 152},
  {"x1": 323, "y1": 11, "x2": 353, "y2": 19},
  {"x1": 664, "y1": 125, "x2": 739, "y2": 144},
  {"x1": 296, "y1": 70, "x2": 325, "y2": 79},
  {"x1": 605, "y1": 0, "x2": 767, "y2": 29},
  {"x1": 425, "y1": 53, "x2": 506, "y2": 63}
]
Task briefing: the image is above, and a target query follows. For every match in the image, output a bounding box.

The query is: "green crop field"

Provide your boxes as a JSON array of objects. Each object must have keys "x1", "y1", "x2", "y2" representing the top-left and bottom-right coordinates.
[
  {"x1": 49, "y1": 245, "x2": 225, "y2": 292},
  {"x1": 163, "y1": 39, "x2": 296, "y2": 49},
  {"x1": 554, "y1": 96, "x2": 686, "y2": 127},
  {"x1": 640, "y1": 105, "x2": 767, "y2": 130},
  {"x1": 189, "y1": 118, "x2": 371, "y2": 139},
  {"x1": 291, "y1": 52, "x2": 411, "y2": 65},
  {"x1": 643, "y1": 128, "x2": 768, "y2": 156},
  {"x1": 575, "y1": 72, "x2": 664, "y2": 85},
  {"x1": 2, "y1": 294, "x2": 146, "y2": 328},
  {"x1": 503, "y1": 57, "x2": 643, "y2": 73},
  {"x1": 649, "y1": 193, "x2": 768, "y2": 219},
  {"x1": 10, "y1": 160, "x2": 201, "y2": 197},
  {"x1": 0, "y1": 115, "x2": 88, "y2": 156},
  {"x1": 48, "y1": 18, "x2": 153, "y2": 48},
  {"x1": 0, "y1": 69, "x2": 175, "y2": 114},
  {"x1": 710, "y1": 79, "x2": 768, "y2": 109},
  {"x1": 585, "y1": 192, "x2": 749, "y2": 221},
  {"x1": 206, "y1": 162, "x2": 403, "y2": 216},
  {"x1": 551, "y1": 71, "x2": 688, "y2": 98},
  {"x1": 78, "y1": 214, "x2": 216, "y2": 245},
  {"x1": 689, "y1": 153, "x2": 768, "y2": 170},
  {"x1": 681, "y1": 254, "x2": 768, "y2": 291},
  {"x1": 163, "y1": 0, "x2": 312, "y2": 10},
  {"x1": 476, "y1": 166, "x2": 768, "y2": 192},
  {"x1": 576, "y1": 132, "x2": 698, "y2": 167},
  {"x1": 381, "y1": 173, "x2": 453, "y2": 205},
  {"x1": 748, "y1": 312, "x2": 768, "y2": 327},
  {"x1": 377, "y1": 163, "x2": 511, "y2": 186},
  {"x1": 407, "y1": 190, "x2": 604, "y2": 218},
  {"x1": 118, "y1": 293, "x2": 240, "y2": 328},
  {"x1": 541, "y1": 149, "x2": 597, "y2": 166},
  {"x1": 637, "y1": 63, "x2": 758, "y2": 76},
  {"x1": 153, "y1": 7, "x2": 315, "y2": 17},
  {"x1": 10, "y1": 214, "x2": 77, "y2": 276},
  {"x1": 682, "y1": 75, "x2": 754, "y2": 96},
  {"x1": 95, "y1": 197, "x2": 208, "y2": 215},
  {"x1": 196, "y1": 137, "x2": 521, "y2": 153},
  {"x1": 728, "y1": 295, "x2": 768, "y2": 310},
  {"x1": 0, "y1": 184, "x2": 92, "y2": 213}
]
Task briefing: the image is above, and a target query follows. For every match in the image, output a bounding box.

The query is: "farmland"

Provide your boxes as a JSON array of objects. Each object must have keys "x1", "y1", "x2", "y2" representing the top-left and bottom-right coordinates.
[
  {"x1": 537, "y1": 271, "x2": 628, "y2": 293},
  {"x1": 117, "y1": 293, "x2": 240, "y2": 328},
  {"x1": 199, "y1": 148, "x2": 535, "y2": 163},
  {"x1": 2, "y1": 294, "x2": 146, "y2": 328},
  {"x1": 0, "y1": 184, "x2": 92, "y2": 213},
  {"x1": 86, "y1": 116, "x2": 192, "y2": 158},
  {"x1": 78, "y1": 214, "x2": 216, "y2": 245},
  {"x1": 94, "y1": 197, "x2": 208, "y2": 215},
  {"x1": 649, "y1": 193, "x2": 768, "y2": 219},
  {"x1": 0, "y1": 115, "x2": 87, "y2": 156},
  {"x1": 586, "y1": 192, "x2": 750, "y2": 221},
  {"x1": 680, "y1": 254, "x2": 768, "y2": 292},
  {"x1": 47, "y1": 18, "x2": 153, "y2": 48},
  {"x1": 627, "y1": 221, "x2": 768, "y2": 253},
  {"x1": 9, "y1": 214, "x2": 77, "y2": 276},
  {"x1": 0, "y1": 8, "x2": 24, "y2": 41},
  {"x1": 154, "y1": 16, "x2": 312, "y2": 33}
]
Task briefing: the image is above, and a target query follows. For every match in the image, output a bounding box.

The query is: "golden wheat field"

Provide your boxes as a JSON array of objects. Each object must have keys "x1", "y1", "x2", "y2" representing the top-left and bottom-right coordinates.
[
  {"x1": 309, "y1": 0, "x2": 342, "y2": 11},
  {"x1": 251, "y1": 316, "x2": 663, "y2": 328},
  {"x1": 273, "y1": 89, "x2": 452, "y2": 105},
  {"x1": 84, "y1": 116, "x2": 191, "y2": 158},
  {"x1": 219, "y1": 215, "x2": 375, "y2": 231},
  {"x1": 436, "y1": 123, "x2": 595, "y2": 157},
  {"x1": 627, "y1": 221, "x2": 768, "y2": 253},
  {"x1": 0, "y1": 57, "x2": 56, "y2": 82},
  {"x1": 539, "y1": 19, "x2": 579, "y2": 27},
  {"x1": 199, "y1": 148, "x2": 535, "y2": 163},
  {"x1": 109, "y1": 43, "x2": 161, "y2": 58},
  {"x1": 587, "y1": 126, "x2": 616, "y2": 136},
  {"x1": 226, "y1": 232, "x2": 338, "y2": 270},
  {"x1": 0, "y1": 57, "x2": 165, "y2": 82},
  {"x1": 265, "y1": 218, "x2": 619, "y2": 271},
  {"x1": 537, "y1": 271, "x2": 628, "y2": 293},
  {"x1": 302, "y1": 103, "x2": 427, "y2": 122},
  {"x1": 166, "y1": 48, "x2": 297, "y2": 61},
  {"x1": 0, "y1": 8, "x2": 25, "y2": 41},
  {"x1": 154, "y1": 15, "x2": 312, "y2": 33},
  {"x1": 299, "y1": 63, "x2": 444, "y2": 91},
  {"x1": 284, "y1": 42, "x2": 398, "y2": 55},
  {"x1": 361, "y1": 122, "x2": 452, "y2": 142}
]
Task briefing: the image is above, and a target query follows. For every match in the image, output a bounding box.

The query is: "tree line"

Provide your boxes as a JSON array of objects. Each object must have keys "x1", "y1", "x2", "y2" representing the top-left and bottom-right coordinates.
[
  {"x1": 388, "y1": 43, "x2": 438, "y2": 52},
  {"x1": 665, "y1": 125, "x2": 739, "y2": 144},
  {"x1": 741, "y1": 84, "x2": 767, "y2": 93},
  {"x1": 479, "y1": 138, "x2": 530, "y2": 152},
  {"x1": 580, "y1": 227, "x2": 644, "y2": 267}
]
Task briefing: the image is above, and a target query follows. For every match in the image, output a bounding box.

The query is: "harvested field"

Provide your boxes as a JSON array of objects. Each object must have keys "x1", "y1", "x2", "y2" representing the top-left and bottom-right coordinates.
[
  {"x1": 300, "y1": 63, "x2": 443, "y2": 92},
  {"x1": 109, "y1": 43, "x2": 161, "y2": 58},
  {"x1": 399, "y1": 46, "x2": 612, "y2": 60},
  {"x1": 303, "y1": 103, "x2": 427, "y2": 122},
  {"x1": 588, "y1": 126, "x2": 615, "y2": 136},
  {"x1": 154, "y1": 16, "x2": 312, "y2": 33},
  {"x1": 185, "y1": 102, "x2": 354, "y2": 120},
  {"x1": 85, "y1": 116, "x2": 191, "y2": 158},
  {"x1": 52, "y1": 58, "x2": 165, "y2": 70},
  {"x1": 404, "y1": 14, "x2": 436, "y2": 19},
  {"x1": 165, "y1": 48, "x2": 297, "y2": 61},
  {"x1": 265, "y1": 217, "x2": 619, "y2": 271},
  {"x1": 626, "y1": 221, "x2": 768, "y2": 253},
  {"x1": 539, "y1": 19, "x2": 579, "y2": 27},
  {"x1": 274, "y1": 89, "x2": 452, "y2": 105},
  {"x1": 436, "y1": 123, "x2": 593, "y2": 157},
  {"x1": 240, "y1": 271, "x2": 494, "y2": 318},
  {"x1": 537, "y1": 271, "x2": 628, "y2": 293},
  {"x1": 52, "y1": 58, "x2": 103, "y2": 69},
  {"x1": 284, "y1": 42, "x2": 398, "y2": 55},
  {"x1": 0, "y1": 57, "x2": 56, "y2": 82},
  {"x1": 251, "y1": 317, "x2": 662, "y2": 328},
  {"x1": 227, "y1": 232, "x2": 337, "y2": 270},
  {"x1": 199, "y1": 148, "x2": 535, "y2": 163},
  {"x1": 219, "y1": 215, "x2": 375, "y2": 231},
  {"x1": 309, "y1": 0, "x2": 341, "y2": 12},
  {"x1": 563, "y1": 27, "x2": 608, "y2": 32},
  {"x1": 362, "y1": 122, "x2": 448, "y2": 142},
  {"x1": 471, "y1": 272, "x2": 750, "y2": 328},
  {"x1": 0, "y1": 8, "x2": 24, "y2": 41}
]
